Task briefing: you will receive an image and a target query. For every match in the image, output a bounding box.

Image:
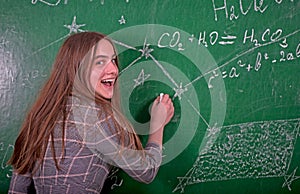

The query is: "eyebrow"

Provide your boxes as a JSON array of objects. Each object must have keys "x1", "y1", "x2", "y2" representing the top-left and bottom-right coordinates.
[{"x1": 94, "y1": 54, "x2": 116, "y2": 59}]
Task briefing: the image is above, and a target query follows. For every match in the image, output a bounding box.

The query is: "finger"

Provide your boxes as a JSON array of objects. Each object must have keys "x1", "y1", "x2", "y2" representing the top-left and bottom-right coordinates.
[
  {"x1": 166, "y1": 95, "x2": 173, "y2": 103},
  {"x1": 162, "y1": 94, "x2": 170, "y2": 102},
  {"x1": 164, "y1": 94, "x2": 170, "y2": 99},
  {"x1": 155, "y1": 96, "x2": 160, "y2": 102}
]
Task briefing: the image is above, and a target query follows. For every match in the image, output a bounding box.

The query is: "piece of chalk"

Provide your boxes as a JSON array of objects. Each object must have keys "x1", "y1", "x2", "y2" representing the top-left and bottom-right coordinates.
[{"x1": 159, "y1": 93, "x2": 164, "y2": 102}]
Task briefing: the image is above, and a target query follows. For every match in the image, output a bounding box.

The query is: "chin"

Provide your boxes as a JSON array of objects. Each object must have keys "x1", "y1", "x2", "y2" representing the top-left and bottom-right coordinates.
[
  {"x1": 98, "y1": 93, "x2": 113, "y2": 100},
  {"x1": 94, "y1": 85, "x2": 114, "y2": 100},
  {"x1": 104, "y1": 96, "x2": 113, "y2": 100}
]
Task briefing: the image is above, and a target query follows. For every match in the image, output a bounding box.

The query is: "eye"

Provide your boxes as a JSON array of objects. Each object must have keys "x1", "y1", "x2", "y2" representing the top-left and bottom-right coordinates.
[
  {"x1": 96, "y1": 59, "x2": 107, "y2": 65},
  {"x1": 111, "y1": 58, "x2": 117, "y2": 65}
]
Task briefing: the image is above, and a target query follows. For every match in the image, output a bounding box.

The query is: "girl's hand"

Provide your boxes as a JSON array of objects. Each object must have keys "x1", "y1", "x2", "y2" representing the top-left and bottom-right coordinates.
[{"x1": 150, "y1": 94, "x2": 174, "y2": 132}]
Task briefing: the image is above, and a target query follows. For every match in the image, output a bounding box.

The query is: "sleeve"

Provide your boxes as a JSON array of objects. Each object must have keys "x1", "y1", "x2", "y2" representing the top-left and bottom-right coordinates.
[
  {"x1": 83, "y1": 118, "x2": 162, "y2": 184},
  {"x1": 8, "y1": 171, "x2": 35, "y2": 194}
]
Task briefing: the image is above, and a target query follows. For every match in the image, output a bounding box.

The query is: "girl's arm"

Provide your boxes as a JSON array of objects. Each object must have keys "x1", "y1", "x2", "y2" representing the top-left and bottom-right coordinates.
[
  {"x1": 9, "y1": 171, "x2": 35, "y2": 194},
  {"x1": 77, "y1": 94, "x2": 174, "y2": 184},
  {"x1": 148, "y1": 94, "x2": 174, "y2": 149}
]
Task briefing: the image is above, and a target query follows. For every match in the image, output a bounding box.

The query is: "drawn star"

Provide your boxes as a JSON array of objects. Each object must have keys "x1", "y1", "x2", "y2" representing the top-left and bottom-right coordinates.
[
  {"x1": 282, "y1": 167, "x2": 300, "y2": 191},
  {"x1": 64, "y1": 16, "x2": 86, "y2": 34},
  {"x1": 133, "y1": 69, "x2": 150, "y2": 88},
  {"x1": 173, "y1": 82, "x2": 188, "y2": 100},
  {"x1": 173, "y1": 169, "x2": 195, "y2": 193},
  {"x1": 206, "y1": 123, "x2": 221, "y2": 137},
  {"x1": 139, "y1": 38, "x2": 154, "y2": 59},
  {"x1": 118, "y1": 15, "x2": 126, "y2": 25}
]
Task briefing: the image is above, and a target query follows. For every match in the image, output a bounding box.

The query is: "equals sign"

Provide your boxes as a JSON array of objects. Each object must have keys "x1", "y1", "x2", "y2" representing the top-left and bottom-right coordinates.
[{"x1": 219, "y1": 34, "x2": 237, "y2": 45}]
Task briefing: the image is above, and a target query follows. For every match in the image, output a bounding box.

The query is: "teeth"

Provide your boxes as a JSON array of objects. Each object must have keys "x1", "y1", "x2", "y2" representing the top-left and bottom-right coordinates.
[
  {"x1": 101, "y1": 79, "x2": 114, "y2": 86},
  {"x1": 101, "y1": 79, "x2": 114, "y2": 83}
]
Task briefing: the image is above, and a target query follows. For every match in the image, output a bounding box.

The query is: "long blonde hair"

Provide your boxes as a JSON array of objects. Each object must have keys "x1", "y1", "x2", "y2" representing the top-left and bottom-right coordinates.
[{"x1": 8, "y1": 32, "x2": 143, "y2": 174}]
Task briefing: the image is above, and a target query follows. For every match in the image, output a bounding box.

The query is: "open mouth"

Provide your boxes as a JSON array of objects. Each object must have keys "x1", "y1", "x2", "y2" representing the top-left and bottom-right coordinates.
[{"x1": 100, "y1": 79, "x2": 115, "y2": 87}]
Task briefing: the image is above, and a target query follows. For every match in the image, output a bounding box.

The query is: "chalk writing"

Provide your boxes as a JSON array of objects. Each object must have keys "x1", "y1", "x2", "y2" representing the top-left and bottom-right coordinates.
[
  {"x1": 184, "y1": 28, "x2": 300, "y2": 88},
  {"x1": 158, "y1": 31, "x2": 185, "y2": 51},
  {"x1": 106, "y1": 168, "x2": 123, "y2": 190},
  {"x1": 0, "y1": 65, "x2": 48, "y2": 91},
  {"x1": 234, "y1": 41, "x2": 299, "y2": 74},
  {"x1": 211, "y1": 0, "x2": 295, "y2": 21},
  {"x1": 191, "y1": 31, "x2": 237, "y2": 47},
  {"x1": 278, "y1": 43, "x2": 300, "y2": 62},
  {"x1": 0, "y1": 64, "x2": 15, "y2": 92},
  {"x1": 173, "y1": 118, "x2": 300, "y2": 193},
  {"x1": 0, "y1": 143, "x2": 14, "y2": 179},
  {"x1": 20, "y1": 69, "x2": 48, "y2": 89},
  {"x1": 186, "y1": 28, "x2": 294, "y2": 49},
  {"x1": 31, "y1": 0, "x2": 130, "y2": 6},
  {"x1": 243, "y1": 28, "x2": 284, "y2": 47},
  {"x1": 31, "y1": 0, "x2": 68, "y2": 6},
  {"x1": 0, "y1": 27, "x2": 17, "y2": 92}
]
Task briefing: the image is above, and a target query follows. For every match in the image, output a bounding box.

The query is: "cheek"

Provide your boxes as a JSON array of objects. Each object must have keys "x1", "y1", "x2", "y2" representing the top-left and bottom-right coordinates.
[{"x1": 90, "y1": 70, "x2": 101, "y2": 90}]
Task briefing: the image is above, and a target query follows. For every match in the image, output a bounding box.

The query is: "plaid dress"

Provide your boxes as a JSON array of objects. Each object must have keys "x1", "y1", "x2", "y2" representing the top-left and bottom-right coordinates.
[{"x1": 9, "y1": 97, "x2": 162, "y2": 193}]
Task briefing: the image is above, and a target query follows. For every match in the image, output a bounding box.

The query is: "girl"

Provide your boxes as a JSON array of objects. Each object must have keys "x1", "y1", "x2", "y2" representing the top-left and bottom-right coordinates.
[{"x1": 8, "y1": 32, "x2": 174, "y2": 193}]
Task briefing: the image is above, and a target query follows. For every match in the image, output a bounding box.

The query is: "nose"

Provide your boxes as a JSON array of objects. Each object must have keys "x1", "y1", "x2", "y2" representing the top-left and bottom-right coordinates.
[{"x1": 105, "y1": 60, "x2": 118, "y2": 75}]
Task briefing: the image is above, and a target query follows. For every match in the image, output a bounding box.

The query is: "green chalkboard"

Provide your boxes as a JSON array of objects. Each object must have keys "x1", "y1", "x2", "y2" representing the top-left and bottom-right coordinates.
[{"x1": 1, "y1": 0, "x2": 300, "y2": 193}]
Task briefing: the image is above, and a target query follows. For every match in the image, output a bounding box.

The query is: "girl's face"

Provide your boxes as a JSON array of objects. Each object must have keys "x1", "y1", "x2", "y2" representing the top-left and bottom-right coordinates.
[{"x1": 90, "y1": 39, "x2": 118, "y2": 99}]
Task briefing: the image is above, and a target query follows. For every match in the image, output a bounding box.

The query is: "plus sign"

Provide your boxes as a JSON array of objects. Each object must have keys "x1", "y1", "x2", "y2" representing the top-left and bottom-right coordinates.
[
  {"x1": 246, "y1": 64, "x2": 252, "y2": 72},
  {"x1": 188, "y1": 34, "x2": 195, "y2": 43}
]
